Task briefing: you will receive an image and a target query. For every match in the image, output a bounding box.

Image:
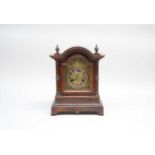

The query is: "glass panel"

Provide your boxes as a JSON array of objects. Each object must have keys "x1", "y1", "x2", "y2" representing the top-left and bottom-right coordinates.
[{"x1": 64, "y1": 55, "x2": 90, "y2": 90}]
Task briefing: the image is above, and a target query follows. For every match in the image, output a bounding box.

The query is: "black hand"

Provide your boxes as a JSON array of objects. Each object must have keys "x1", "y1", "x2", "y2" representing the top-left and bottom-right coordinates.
[
  {"x1": 76, "y1": 72, "x2": 79, "y2": 80},
  {"x1": 76, "y1": 68, "x2": 80, "y2": 80}
]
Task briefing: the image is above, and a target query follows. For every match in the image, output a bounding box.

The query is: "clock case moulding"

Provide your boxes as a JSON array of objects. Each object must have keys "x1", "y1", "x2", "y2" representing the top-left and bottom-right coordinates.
[{"x1": 50, "y1": 46, "x2": 105, "y2": 115}]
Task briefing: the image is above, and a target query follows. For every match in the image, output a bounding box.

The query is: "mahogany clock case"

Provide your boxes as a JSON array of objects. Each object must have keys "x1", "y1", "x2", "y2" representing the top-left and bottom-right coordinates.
[{"x1": 50, "y1": 46, "x2": 105, "y2": 115}]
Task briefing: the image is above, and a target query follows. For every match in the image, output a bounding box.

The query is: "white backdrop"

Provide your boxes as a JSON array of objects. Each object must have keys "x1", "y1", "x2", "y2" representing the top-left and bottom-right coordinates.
[{"x1": 0, "y1": 25, "x2": 155, "y2": 155}]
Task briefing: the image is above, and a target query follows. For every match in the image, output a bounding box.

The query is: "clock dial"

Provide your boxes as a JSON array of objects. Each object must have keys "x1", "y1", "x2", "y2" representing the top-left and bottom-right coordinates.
[
  {"x1": 65, "y1": 54, "x2": 90, "y2": 90},
  {"x1": 67, "y1": 67, "x2": 88, "y2": 89}
]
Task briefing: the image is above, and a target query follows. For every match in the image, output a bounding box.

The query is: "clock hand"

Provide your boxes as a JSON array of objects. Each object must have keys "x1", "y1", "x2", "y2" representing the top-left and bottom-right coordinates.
[
  {"x1": 76, "y1": 73, "x2": 79, "y2": 80},
  {"x1": 76, "y1": 69, "x2": 80, "y2": 80}
]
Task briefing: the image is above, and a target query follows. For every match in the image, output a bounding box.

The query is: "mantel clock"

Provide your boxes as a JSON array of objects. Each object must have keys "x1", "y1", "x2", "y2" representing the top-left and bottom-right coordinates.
[{"x1": 50, "y1": 45, "x2": 105, "y2": 115}]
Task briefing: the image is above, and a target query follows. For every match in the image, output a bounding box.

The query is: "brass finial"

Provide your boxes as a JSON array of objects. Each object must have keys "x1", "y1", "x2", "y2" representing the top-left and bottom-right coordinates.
[
  {"x1": 55, "y1": 45, "x2": 60, "y2": 54},
  {"x1": 94, "y1": 44, "x2": 99, "y2": 54}
]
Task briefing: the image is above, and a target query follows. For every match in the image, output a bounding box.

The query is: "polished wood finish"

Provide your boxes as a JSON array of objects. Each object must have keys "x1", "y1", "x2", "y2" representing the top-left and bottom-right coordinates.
[{"x1": 50, "y1": 46, "x2": 105, "y2": 115}]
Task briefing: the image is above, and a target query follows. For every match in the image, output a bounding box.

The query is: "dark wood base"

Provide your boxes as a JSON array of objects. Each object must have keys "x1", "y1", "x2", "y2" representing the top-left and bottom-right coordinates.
[{"x1": 51, "y1": 101, "x2": 104, "y2": 116}]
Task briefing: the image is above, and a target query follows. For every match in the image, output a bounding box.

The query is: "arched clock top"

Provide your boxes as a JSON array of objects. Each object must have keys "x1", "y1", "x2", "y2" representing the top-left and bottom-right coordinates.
[{"x1": 50, "y1": 46, "x2": 105, "y2": 62}]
